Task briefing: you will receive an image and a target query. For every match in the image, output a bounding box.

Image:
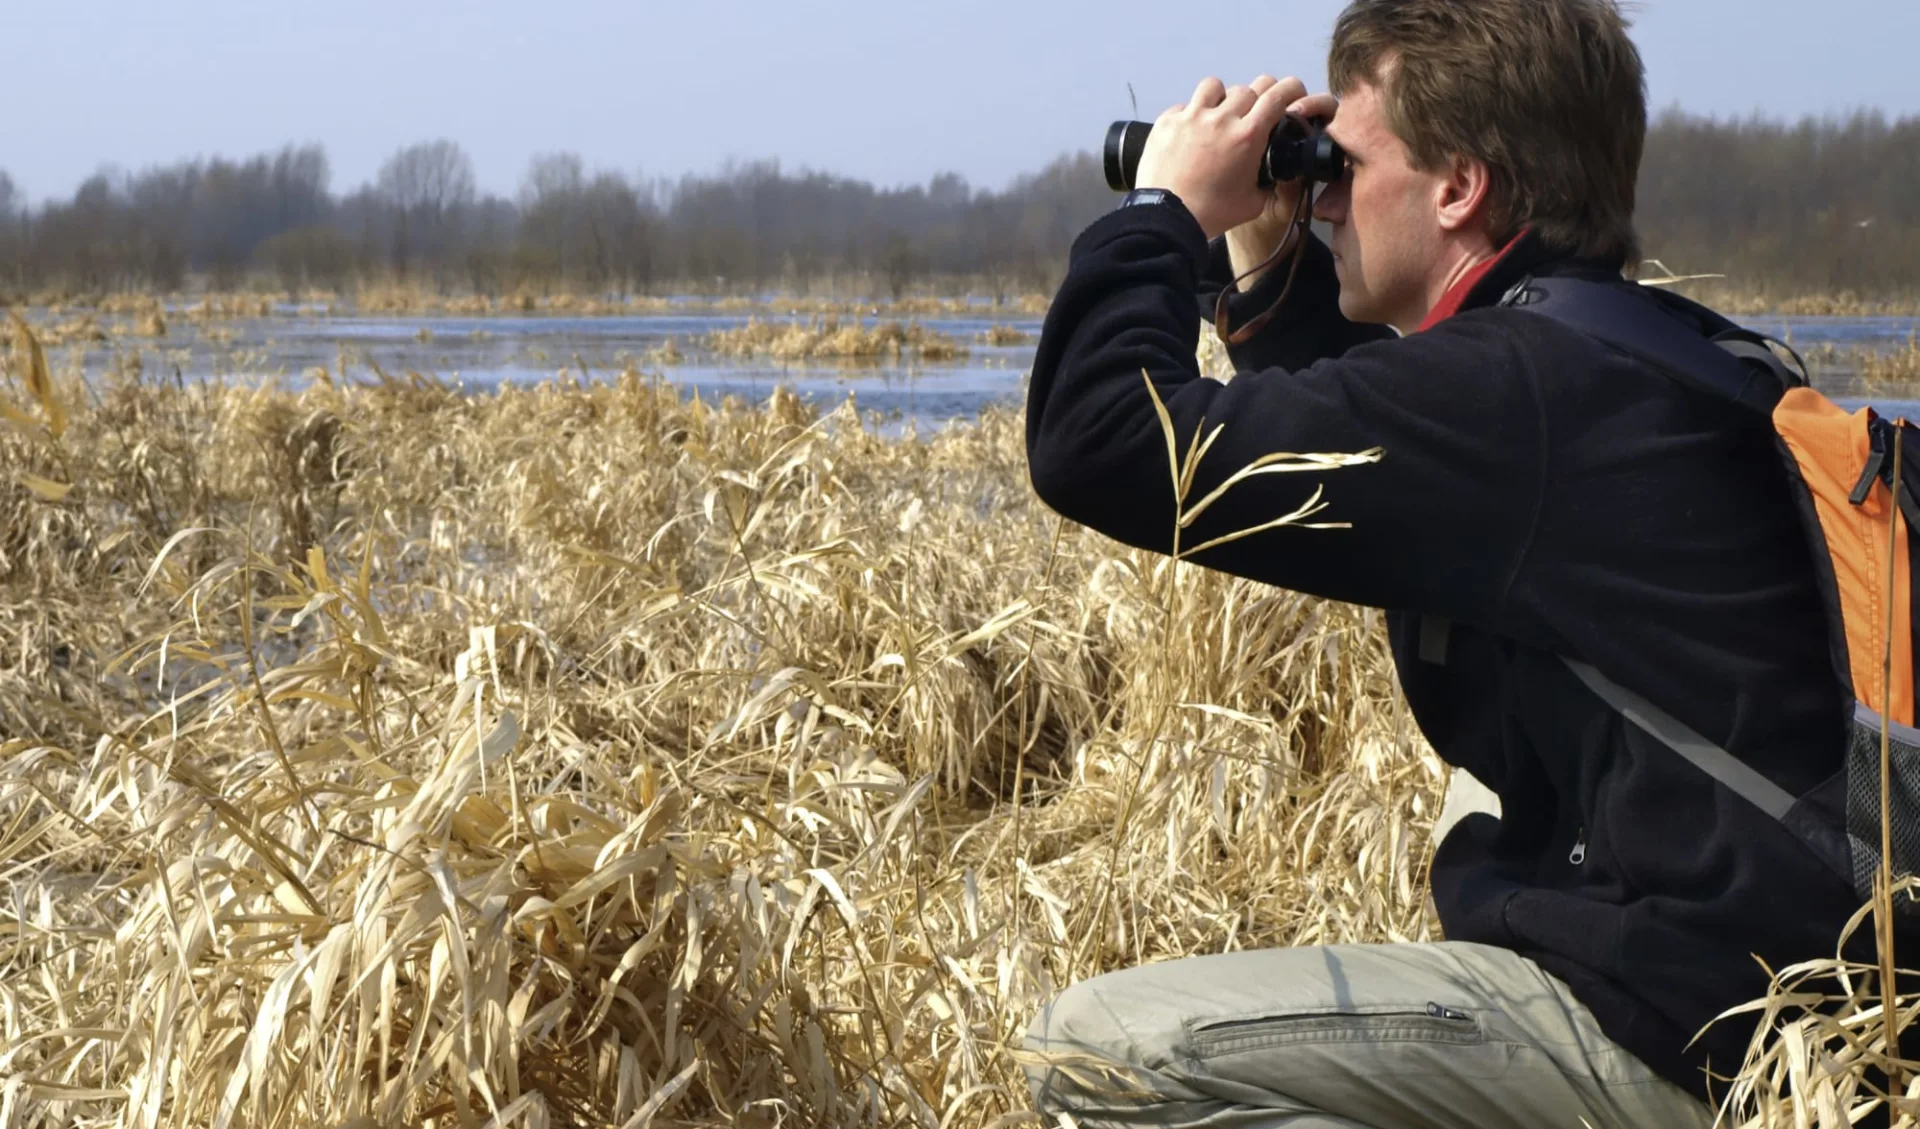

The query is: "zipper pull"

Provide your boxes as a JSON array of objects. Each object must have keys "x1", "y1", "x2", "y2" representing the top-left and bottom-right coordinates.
[
  {"x1": 1569, "y1": 829, "x2": 1588, "y2": 867},
  {"x1": 1427, "y1": 1002, "x2": 1472, "y2": 1022}
]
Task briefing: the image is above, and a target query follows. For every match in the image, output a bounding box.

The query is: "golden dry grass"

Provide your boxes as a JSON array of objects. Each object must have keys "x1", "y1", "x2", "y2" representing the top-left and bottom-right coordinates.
[
  {"x1": 1639, "y1": 268, "x2": 1920, "y2": 319},
  {"x1": 0, "y1": 316, "x2": 1916, "y2": 1126},
  {"x1": 23, "y1": 286, "x2": 1055, "y2": 325},
  {"x1": 1799, "y1": 337, "x2": 1920, "y2": 399},
  {"x1": 702, "y1": 318, "x2": 968, "y2": 362},
  {"x1": 1758, "y1": 293, "x2": 1920, "y2": 318},
  {"x1": 1855, "y1": 335, "x2": 1920, "y2": 396}
]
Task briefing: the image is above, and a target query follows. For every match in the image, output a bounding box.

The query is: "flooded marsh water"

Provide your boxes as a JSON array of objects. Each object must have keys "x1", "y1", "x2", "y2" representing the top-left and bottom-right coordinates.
[{"x1": 32, "y1": 304, "x2": 1920, "y2": 425}]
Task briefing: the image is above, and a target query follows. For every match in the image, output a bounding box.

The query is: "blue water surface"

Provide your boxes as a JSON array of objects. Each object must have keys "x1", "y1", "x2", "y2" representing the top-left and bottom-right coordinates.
[{"x1": 49, "y1": 305, "x2": 1920, "y2": 428}]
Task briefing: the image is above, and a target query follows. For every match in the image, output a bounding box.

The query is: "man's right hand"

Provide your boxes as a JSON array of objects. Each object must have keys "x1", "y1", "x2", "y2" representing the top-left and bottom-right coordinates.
[{"x1": 1226, "y1": 79, "x2": 1339, "y2": 291}]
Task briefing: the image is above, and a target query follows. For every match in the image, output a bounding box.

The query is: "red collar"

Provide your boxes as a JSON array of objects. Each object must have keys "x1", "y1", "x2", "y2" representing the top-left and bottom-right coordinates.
[{"x1": 1415, "y1": 230, "x2": 1531, "y2": 333}]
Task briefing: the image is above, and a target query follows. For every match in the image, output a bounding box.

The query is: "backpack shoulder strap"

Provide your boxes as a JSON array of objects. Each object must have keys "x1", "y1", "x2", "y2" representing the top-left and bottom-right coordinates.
[
  {"x1": 1500, "y1": 274, "x2": 1805, "y2": 415},
  {"x1": 1559, "y1": 656, "x2": 1798, "y2": 821},
  {"x1": 1417, "y1": 613, "x2": 1800, "y2": 823}
]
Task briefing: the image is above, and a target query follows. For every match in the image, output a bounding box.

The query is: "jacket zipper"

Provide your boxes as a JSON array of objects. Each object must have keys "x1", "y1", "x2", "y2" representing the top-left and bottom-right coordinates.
[{"x1": 1569, "y1": 827, "x2": 1588, "y2": 866}]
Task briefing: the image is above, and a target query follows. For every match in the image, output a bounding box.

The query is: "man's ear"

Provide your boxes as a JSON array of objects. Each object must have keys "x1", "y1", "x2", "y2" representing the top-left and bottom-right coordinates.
[{"x1": 1435, "y1": 154, "x2": 1492, "y2": 235}]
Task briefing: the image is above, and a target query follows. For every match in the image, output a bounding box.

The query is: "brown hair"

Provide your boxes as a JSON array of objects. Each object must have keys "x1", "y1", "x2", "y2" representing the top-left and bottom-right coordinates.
[{"x1": 1328, "y1": 0, "x2": 1648, "y2": 267}]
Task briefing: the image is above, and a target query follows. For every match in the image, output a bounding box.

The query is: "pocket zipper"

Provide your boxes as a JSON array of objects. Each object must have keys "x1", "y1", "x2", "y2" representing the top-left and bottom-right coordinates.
[
  {"x1": 1193, "y1": 1002, "x2": 1477, "y2": 1037},
  {"x1": 1569, "y1": 828, "x2": 1588, "y2": 866}
]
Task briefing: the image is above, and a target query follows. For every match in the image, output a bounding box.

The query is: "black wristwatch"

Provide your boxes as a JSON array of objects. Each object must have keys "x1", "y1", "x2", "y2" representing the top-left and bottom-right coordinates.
[{"x1": 1119, "y1": 188, "x2": 1177, "y2": 209}]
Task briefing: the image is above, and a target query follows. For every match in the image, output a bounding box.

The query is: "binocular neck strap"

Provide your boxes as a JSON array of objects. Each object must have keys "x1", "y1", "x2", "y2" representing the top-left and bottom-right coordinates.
[{"x1": 1212, "y1": 182, "x2": 1319, "y2": 348}]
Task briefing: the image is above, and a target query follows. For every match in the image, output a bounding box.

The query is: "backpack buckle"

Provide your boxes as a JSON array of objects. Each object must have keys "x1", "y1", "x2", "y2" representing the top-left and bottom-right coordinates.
[{"x1": 1499, "y1": 278, "x2": 1544, "y2": 309}]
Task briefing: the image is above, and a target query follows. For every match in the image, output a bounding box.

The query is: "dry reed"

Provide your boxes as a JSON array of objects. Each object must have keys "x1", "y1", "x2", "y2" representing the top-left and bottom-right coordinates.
[
  {"x1": 702, "y1": 318, "x2": 968, "y2": 362},
  {"x1": 25, "y1": 286, "x2": 1055, "y2": 325},
  {"x1": 645, "y1": 338, "x2": 686, "y2": 367},
  {"x1": 1655, "y1": 283, "x2": 1920, "y2": 319},
  {"x1": 1799, "y1": 337, "x2": 1920, "y2": 399},
  {"x1": 1854, "y1": 336, "x2": 1920, "y2": 396},
  {"x1": 977, "y1": 326, "x2": 1034, "y2": 347},
  {"x1": 0, "y1": 317, "x2": 1914, "y2": 1127}
]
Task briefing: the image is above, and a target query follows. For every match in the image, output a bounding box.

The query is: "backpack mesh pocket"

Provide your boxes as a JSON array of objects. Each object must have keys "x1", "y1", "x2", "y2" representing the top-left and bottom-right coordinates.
[{"x1": 1845, "y1": 705, "x2": 1920, "y2": 914}]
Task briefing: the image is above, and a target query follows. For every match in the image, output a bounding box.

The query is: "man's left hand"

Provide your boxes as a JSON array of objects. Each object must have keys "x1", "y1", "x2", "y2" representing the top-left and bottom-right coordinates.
[{"x1": 1134, "y1": 75, "x2": 1297, "y2": 241}]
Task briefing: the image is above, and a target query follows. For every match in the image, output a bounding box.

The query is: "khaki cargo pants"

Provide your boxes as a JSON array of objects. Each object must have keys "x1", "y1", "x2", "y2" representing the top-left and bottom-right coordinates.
[{"x1": 1021, "y1": 941, "x2": 1717, "y2": 1129}]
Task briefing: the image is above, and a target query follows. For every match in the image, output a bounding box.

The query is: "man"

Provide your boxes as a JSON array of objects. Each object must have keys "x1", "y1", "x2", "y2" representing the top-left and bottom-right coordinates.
[{"x1": 1020, "y1": 2, "x2": 1868, "y2": 1126}]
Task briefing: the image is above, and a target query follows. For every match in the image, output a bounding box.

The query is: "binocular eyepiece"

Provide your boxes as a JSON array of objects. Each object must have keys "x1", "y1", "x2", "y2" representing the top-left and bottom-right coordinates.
[{"x1": 1103, "y1": 115, "x2": 1347, "y2": 192}]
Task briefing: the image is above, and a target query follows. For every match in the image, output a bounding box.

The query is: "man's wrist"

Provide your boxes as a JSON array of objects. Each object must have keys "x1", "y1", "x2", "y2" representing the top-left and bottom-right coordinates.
[{"x1": 1224, "y1": 224, "x2": 1299, "y2": 293}]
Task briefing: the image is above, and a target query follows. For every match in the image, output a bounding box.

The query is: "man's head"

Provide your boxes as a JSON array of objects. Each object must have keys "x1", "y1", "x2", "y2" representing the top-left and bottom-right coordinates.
[{"x1": 1313, "y1": 0, "x2": 1648, "y2": 331}]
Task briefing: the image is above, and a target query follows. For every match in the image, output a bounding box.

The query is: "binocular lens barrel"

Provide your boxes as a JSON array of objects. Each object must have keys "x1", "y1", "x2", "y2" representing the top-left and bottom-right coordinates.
[
  {"x1": 1103, "y1": 118, "x2": 1346, "y2": 192},
  {"x1": 1103, "y1": 122, "x2": 1154, "y2": 195}
]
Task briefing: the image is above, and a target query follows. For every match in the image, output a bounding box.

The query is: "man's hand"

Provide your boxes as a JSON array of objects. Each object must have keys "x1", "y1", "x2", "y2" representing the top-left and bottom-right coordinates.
[
  {"x1": 1134, "y1": 75, "x2": 1297, "y2": 241},
  {"x1": 1224, "y1": 80, "x2": 1340, "y2": 290}
]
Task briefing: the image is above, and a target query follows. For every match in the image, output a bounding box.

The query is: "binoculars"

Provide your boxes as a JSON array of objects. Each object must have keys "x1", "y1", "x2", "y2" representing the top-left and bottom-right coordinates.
[{"x1": 1103, "y1": 114, "x2": 1347, "y2": 192}]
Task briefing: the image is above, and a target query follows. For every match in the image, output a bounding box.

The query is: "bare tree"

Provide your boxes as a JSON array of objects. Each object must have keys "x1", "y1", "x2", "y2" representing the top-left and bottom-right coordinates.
[
  {"x1": 270, "y1": 146, "x2": 331, "y2": 232},
  {"x1": 0, "y1": 170, "x2": 18, "y2": 289},
  {"x1": 516, "y1": 155, "x2": 656, "y2": 293},
  {"x1": 517, "y1": 152, "x2": 586, "y2": 281},
  {"x1": 376, "y1": 140, "x2": 476, "y2": 282},
  {"x1": 520, "y1": 152, "x2": 585, "y2": 211}
]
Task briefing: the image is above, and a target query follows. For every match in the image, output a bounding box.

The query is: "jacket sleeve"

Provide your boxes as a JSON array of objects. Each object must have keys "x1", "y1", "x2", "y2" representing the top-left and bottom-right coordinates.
[{"x1": 1025, "y1": 199, "x2": 1550, "y2": 624}]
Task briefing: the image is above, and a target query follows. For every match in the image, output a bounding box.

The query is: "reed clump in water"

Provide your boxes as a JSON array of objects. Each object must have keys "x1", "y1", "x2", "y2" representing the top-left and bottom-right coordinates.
[
  {"x1": 703, "y1": 317, "x2": 969, "y2": 362},
  {"x1": 0, "y1": 319, "x2": 1915, "y2": 1126},
  {"x1": 1800, "y1": 336, "x2": 1920, "y2": 398},
  {"x1": 977, "y1": 324, "x2": 1034, "y2": 346},
  {"x1": 1659, "y1": 281, "x2": 1920, "y2": 319},
  {"x1": 1856, "y1": 335, "x2": 1920, "y2": 394},
  {"x1": 644, "y1": 336, "x2": 686, "y2": 366}
]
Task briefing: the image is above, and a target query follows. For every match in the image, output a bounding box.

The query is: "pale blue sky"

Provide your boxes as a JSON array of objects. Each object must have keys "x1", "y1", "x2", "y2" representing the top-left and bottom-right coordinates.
[{"x1": 5, "y1": 0, "x2": 1916, "y2": 202}]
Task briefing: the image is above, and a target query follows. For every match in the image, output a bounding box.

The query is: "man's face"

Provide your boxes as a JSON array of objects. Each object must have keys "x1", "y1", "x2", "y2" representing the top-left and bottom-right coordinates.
[{"x1": 1314, "y1": 80, "x2": 1452, "y2": 332}]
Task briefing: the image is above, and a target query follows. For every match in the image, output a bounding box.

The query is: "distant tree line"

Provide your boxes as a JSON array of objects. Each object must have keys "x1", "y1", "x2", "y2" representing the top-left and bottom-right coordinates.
[
  {"x1": 1637, "y1": 108, "x2": 1920, "y2": 297},
  {"x1": 0, "y1": 108, "x2": 1914, "y2": 301}
]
